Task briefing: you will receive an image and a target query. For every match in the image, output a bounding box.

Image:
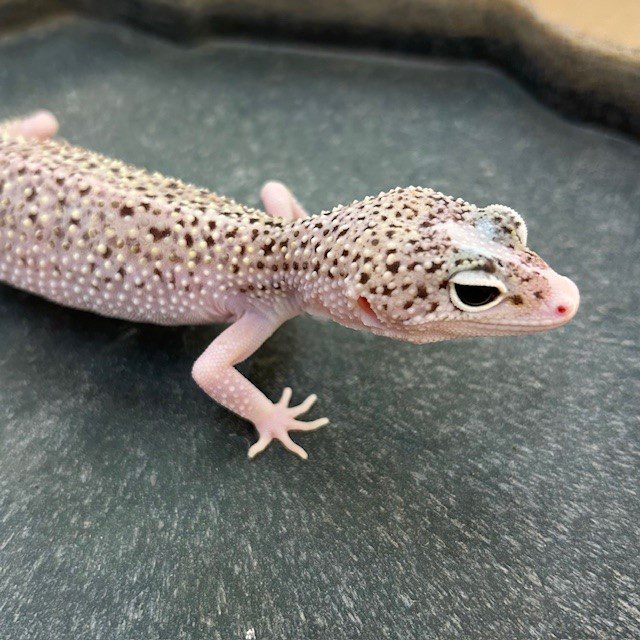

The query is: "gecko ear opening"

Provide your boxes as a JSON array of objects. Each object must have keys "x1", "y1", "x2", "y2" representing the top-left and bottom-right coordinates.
[
  {"x1": 474, "y1": 204, "x2": 528, "y2": 247},
  {"x1": 358, "y1": 296, "x2": 384, "y2": 328}
]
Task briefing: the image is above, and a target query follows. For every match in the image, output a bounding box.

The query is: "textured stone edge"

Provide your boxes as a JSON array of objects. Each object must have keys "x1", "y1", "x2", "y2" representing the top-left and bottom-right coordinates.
[
  {"x1": 0, "y1": 0, "x2": 66, "y2": 33},
  {"x1": 1, "y1": 0, "x2": 638, "y2": 137}
]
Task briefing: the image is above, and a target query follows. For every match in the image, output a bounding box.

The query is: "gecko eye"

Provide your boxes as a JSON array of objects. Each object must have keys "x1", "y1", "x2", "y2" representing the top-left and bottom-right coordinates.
[{"x1": 449, "y1": 271, "x2": 506, "y2": 312}]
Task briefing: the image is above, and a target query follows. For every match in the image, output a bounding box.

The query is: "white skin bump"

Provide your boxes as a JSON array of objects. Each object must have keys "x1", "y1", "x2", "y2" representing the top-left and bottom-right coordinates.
[{"x1": 0, "y1": 111, "x2": 580, "y2": 459}]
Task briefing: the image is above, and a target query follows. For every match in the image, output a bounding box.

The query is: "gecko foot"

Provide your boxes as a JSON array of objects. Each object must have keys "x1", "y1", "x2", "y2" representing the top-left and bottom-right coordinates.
[{"x1": 248, "y1": 387, "x2": 329, "y2": 460}]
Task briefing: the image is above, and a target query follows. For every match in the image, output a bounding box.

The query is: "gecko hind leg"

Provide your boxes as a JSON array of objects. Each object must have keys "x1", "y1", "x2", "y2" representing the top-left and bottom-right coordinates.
[
  {"x1": 260, "y1": 181, "x2": 308, "y2": 221},
  {"x1": 1, "y1": 110, "x2": 59, "y2": 140}
]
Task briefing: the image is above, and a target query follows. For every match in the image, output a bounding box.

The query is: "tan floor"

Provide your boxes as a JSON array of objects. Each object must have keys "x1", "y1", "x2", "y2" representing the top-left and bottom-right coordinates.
[{"x1": 529, "y1": 0, "x2": 640, "y2": 50}]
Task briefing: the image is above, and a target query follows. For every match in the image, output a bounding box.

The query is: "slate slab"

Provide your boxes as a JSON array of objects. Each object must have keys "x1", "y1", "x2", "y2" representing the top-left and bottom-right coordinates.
[{"x1": 0, "y1": 18, "x2": 638, "y2": 640}]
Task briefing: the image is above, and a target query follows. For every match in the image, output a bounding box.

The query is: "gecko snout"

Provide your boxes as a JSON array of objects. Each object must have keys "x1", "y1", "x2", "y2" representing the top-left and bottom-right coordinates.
[{"x1": 545, "y1": 272, "x2": 580, "y2": 323}]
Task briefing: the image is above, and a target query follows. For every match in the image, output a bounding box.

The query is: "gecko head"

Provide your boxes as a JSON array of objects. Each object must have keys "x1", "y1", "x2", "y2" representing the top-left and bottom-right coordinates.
[{"x1": 306, "y1": 188, "x2": 579, "y2": 344}]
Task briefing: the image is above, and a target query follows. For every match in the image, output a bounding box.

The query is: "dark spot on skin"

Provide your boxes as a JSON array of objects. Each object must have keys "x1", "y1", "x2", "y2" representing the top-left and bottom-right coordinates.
[
  {"x1": 482, "y1": 260, "x2": 497, "y2": 274},
  {"x1": 120, "y1": 205, "x2": 134, "y2": 218},
  {"x1": 359, "y1": 273, "x2": 370, "y2": 285},
  {"x1": 150, "y1": 227, "x2": 170, "y2": 242},
  {"x1": 511, "y1": 294, "x2": 524, "y2": 305},
  {"x1": 416, "y1": 286, "x2": 428, "y2": 299},
  {"x1": 534, "y1": 291, "x2": 544, "y2": 300},
  {"x1": 387, "y1": 261, "x2": 400, "y2": 274},
  {"x1": 403, "y1": 300, "x2": 413, "y2": 309},
  {"x1": 425, "y1": 262, "x2": 442, "y2": 274}
]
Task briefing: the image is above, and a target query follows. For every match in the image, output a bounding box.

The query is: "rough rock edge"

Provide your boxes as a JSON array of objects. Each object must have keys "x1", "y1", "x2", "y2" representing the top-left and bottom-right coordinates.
[{"x1": 1, "y1": 0, "x2": 638, "y2": 137}]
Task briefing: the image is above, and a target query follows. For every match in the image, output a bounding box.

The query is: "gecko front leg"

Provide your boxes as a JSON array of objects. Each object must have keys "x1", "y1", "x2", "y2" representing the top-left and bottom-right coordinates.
[{"x1": 192, "y1": 311, "x2": 329, "y2": 459}]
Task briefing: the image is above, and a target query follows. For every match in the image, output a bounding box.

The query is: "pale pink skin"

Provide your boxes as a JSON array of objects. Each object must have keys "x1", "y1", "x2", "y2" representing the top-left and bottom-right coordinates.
[
  {"x1": 0, "y1": 112, "x2": 579, "y2": 460},
  {"x1": 192, "y1": 183, "x2": 328, "y2": 460}
]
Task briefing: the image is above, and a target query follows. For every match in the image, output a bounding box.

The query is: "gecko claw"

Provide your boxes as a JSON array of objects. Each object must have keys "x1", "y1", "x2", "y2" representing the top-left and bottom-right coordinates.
[{"x1": 248, "y1": 389, "x2": 328, "y2": 459}]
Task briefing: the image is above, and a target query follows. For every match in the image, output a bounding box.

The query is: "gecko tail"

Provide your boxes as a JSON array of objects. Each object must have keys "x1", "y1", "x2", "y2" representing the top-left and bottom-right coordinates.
[{"x1": 0, "y1": 110, "x2": 59, "y2": 140}]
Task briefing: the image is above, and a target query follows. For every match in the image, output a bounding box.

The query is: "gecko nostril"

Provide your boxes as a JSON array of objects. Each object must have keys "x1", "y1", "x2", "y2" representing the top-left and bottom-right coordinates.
[{"x1": 557, "y1": 305, "x2": 568, "y2": 315}]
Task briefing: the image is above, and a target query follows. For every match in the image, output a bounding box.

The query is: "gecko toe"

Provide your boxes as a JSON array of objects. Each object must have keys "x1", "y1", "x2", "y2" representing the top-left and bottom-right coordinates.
[
  {"x1": 248, "y1": 434, "x2": 272, "y2": 459},
  {"x1": 278, "y1": 433, "x2": 308, "y2": 459},
  {"x1": 290, "y1": 393, "x2": 318, "y2": 416},
  {"x1": 291, "y1": 417, "x2": 329, "y2": 432}
]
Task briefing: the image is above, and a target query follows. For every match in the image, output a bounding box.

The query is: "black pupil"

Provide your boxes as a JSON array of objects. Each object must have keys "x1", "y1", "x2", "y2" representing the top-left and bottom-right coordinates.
[{"x1": 454, "y1": 284, "x2": 501, "y2": 307}]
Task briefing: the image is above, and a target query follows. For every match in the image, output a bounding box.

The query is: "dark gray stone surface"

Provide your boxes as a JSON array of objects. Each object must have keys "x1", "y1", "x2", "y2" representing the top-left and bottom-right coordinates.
[{"x1": 0, "y1": 18, "x2": 638, "y2": 640}]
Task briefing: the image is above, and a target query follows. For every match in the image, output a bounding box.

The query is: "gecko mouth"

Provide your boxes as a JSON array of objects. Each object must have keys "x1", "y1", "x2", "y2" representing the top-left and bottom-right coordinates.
[
  {"x1": 457, "y1": 317, "x2": 575, "y2": 334},
  {"x1": 395, "y1": 315, "x2": 575, "y2": 343}
]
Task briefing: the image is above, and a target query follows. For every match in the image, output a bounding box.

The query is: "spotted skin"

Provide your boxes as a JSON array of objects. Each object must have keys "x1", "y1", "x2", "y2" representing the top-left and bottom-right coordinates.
[{"x1": 0, "y1": 112, "x2": 579, "y2": 459}]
